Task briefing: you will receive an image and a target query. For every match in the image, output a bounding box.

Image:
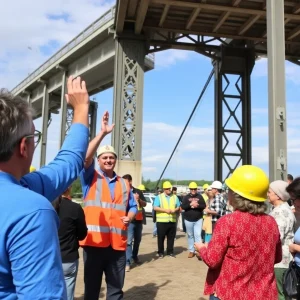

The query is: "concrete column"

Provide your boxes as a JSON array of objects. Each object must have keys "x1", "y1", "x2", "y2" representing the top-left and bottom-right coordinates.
[
  {"x1": 40, "y1": 83, "x2": 49, "y2": 167},
  {"x1": 89, "y1": 101, "x2": 98, "y2": 140},
  {"x1": 27, "y1": 93, "x2": 31, "y2": 106},
  {"x1": 267, "y1": 0, "x2": 287, "y2": 181},
  {"x1": 112, "y1": 38, "x2": 146, "y2": 187},
  {"x1": 59, "y1": 71, "x2": 67, "y2": 147}
]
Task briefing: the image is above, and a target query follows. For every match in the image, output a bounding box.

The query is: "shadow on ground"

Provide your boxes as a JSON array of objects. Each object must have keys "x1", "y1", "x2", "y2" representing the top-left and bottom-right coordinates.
[
  {"x1": 133, "y1": 246, "x2": 187, "y2": 267},
  {"x1": 124, "y1": 280, "x2": 171, "y2": 300},
  {"x1": 74, "y1": 287, "x2": 104, "y2": 300}
]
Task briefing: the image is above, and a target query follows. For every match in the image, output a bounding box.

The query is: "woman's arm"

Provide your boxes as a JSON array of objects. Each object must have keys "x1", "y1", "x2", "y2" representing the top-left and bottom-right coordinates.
[
  {"x1": 84, "y1": 111, "x2": 114, "y2": 169},
  {"x1": 198, "y1": 217, "x2": 230, "y2": 268}
]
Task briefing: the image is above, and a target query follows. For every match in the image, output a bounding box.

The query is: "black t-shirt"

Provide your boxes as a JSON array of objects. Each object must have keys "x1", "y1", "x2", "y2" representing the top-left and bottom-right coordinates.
[
  {"x1": 180, "y1": 193, "x2": 206, "y2": 222},
  {"x1": 56, "y1": 197, "x2": 87, "y2": 263}
]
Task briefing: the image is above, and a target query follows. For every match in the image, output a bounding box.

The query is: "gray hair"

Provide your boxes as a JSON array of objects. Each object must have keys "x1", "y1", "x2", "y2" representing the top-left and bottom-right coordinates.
[
  {"x1": 0, "y1": 89, "x2": 34, "y2": 162},
  {"x1": 231, "y1": 192, "x2": 267, "y2": 215}
]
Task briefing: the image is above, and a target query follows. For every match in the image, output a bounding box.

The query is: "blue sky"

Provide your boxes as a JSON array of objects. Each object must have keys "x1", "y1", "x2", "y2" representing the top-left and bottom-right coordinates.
[{"x1": 1, "y1": 0, "x2": 300, "y2": 181}]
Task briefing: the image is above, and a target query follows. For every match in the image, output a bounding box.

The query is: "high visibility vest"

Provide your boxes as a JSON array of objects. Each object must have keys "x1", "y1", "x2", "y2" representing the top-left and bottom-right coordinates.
[
  {"x1": 132, "y1": 189, "x2": 143, "y2": 221},
  {"x1": 156, "y1": 194, "x2": 177, "y2": 223},
  {"x1": 202, "y1": 193, "x2": 208, "y2": 202},
  {"x1": 79, "y1": 171, "x2": 130, "y2": 251},
  {"x1": 201, "y1": 193, "x2": 209, "y2": 219},
  {"x1": 135, "y1": 206, "x2": 143, "y2": 221}
]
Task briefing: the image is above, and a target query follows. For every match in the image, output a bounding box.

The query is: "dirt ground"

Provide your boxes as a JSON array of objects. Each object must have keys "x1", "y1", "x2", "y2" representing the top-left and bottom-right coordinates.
[{"x1": 74, "y1": 219, "x2": 209, "y2": 300}]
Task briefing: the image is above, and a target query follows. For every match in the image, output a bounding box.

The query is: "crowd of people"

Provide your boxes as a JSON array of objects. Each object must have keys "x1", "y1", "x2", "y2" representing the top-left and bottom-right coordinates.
[{"x1": 1, "y1": 75, "x2": 300, "y2": 300}]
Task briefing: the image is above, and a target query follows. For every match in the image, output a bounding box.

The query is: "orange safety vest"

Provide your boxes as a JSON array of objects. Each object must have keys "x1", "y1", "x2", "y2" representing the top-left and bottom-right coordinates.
[
  {"x1": 135, "y1": 207, "x2": 143, "y2": 221},
  {"x1": 79, "y1": 171, "x2": 130, "y2": 251},
  {"x1": 132, "y1": 189, "x2": 143, "y2": 221}
]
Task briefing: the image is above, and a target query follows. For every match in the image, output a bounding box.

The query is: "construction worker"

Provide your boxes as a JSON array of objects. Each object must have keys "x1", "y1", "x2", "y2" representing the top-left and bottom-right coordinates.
[
  {"x1": 208, "y1": 181, "x2": 227, "y2": 232},
  {"x1": 153, "y1": 181, "x2": 180, "y2": 258},
  {"x1": 181, "y1": 182, "x2": 206, "y2": 258},
  {"x1": 137, "y1": 184, "x2": 147, "y2": 225},
  {"x1": 123, "y1": 175, "x2": 147, "y2": 272},
  {"x1": 79, "y1": 112, "x2": 137, "y2": 300},
  {"x1": 195, "y1": 165, "x2": 282, "y2": 300}
]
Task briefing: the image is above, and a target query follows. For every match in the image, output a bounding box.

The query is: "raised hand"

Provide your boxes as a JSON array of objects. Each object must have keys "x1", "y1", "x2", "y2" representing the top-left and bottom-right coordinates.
[
  {"x1": 101, "y1": 111, "x2": 115, "y2": 135},
  {"x1": 65, "y1": 76, "x2": 89, "y2": 109}
]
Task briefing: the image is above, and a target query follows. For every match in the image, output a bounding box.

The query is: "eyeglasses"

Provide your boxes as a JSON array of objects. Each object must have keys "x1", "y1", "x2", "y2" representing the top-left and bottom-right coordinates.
[
  {"x1": 24, "y1": 130, "x2": 42, "y2": 148},
  {"x1": 190, "y1": 188, "x2": 197, "y2": 191}
]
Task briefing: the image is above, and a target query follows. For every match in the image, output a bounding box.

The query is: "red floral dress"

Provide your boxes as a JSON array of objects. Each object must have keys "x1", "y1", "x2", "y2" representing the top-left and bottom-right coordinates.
[{"x1": 199, "y1": 210, "x2": 282, "y2": 300}]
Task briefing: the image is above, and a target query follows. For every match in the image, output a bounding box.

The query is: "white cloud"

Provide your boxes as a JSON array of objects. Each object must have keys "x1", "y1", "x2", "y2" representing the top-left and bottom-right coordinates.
[
  {"x1": 0, "y1": 0, "x2": 115, "y2": 89},
  {"x1": 252, "y1": 58, "x2": 300, "y2": 85},
  {"x1": 155, "y1": 50, "x2": 193, "y2": 68}
]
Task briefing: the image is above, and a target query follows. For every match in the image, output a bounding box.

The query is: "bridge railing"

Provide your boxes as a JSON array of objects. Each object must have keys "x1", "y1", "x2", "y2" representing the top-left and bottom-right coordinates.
[{"x1": 12, "y1": 7, "x2": 116, "y2": 95}]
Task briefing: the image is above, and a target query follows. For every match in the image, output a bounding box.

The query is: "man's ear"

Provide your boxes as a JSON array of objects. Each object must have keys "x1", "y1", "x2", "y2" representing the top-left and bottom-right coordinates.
[{"x1": 19, "y1": 138, "x2": 29, "y2": 158}]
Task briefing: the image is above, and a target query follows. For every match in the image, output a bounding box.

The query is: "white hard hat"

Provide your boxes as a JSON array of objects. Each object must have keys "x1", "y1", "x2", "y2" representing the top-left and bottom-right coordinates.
[
  {"x1": 96, "y1": 145, "x2": 117, "y2": 158},
  {"x1": 211, "y1": 181, "x2": 223, "y2": 190}
]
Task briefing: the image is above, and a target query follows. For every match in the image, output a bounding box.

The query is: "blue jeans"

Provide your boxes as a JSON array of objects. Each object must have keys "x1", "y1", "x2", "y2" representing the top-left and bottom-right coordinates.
[
  {"x1": 153, "y1": 222, "x2": 157, "y2": 236},
  {"x1": 184, "y1": 219, "x2": 203, "y2": 252},
  {"x1": 209, "y1": 295, "x2": 220, "y2": 300},
  {"x1": 126, "y1": 222, "x2": 143, "y2": 266},
  {"x1": 62, "y1": 260, "x2": 79, "y2": 300}
]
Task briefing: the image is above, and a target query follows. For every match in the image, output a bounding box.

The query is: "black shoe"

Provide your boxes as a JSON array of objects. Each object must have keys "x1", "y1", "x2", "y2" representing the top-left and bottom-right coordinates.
[
  {"x1": 168, "y1": 253, "x2": 176, "y2": 258},
  {"x1": 158, "y1": 254, "x2": 164, "y2": 259},
  {"x1": 133, "y1": 257, "x2": 141, "y2": 265}
]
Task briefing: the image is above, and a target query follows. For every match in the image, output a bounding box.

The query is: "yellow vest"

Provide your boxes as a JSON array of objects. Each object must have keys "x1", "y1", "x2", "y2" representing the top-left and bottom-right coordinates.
[
  {"x1": 202, "y1": 193, "x2": 208, "y2": 202},
  {"x1": 202, "y1": 193, "x2": 209, "y2": 219},
  {"x1": 156, "y1": 194, "x2": 177, "y2": 223}
]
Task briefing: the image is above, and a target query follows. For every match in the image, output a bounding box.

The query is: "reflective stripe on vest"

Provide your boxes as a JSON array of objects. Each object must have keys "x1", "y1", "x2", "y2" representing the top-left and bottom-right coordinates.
[
  {"x1": 79, "y1": 171, "x2": 130, "y2": 250},
  {"x1": 87, "y1": 225, "x2": 127, "y2": 237},
  {"x1": 156, "y1": 194, "x2": 177, "y2": 223}
]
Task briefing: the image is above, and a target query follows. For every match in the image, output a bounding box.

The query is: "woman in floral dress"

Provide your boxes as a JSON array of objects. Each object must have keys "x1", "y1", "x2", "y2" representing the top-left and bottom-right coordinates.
[{"x1": 268, "y1": 180, "x2": 295, "y2": 300}]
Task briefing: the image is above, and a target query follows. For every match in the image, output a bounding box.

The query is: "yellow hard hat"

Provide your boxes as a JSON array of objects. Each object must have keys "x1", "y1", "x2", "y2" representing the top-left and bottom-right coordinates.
[
  {"x1": 225, "y1": 165, "x2": 269, "y2": 202},
  {"x1": 138, "y1": 184, "x2": 146, "y2": 191},
  {"x1": 29, "y1": 166, "x2": 36, "y2": 172},
  {"x1": 162, "y1": 181, "x2": 172, "y2": 189},
  {"x1": 189, "y1": 182, "x2": 198, "y2": 189},
  {"x1": 203, "y1": 183, "x2": 209, "y2": 190}
]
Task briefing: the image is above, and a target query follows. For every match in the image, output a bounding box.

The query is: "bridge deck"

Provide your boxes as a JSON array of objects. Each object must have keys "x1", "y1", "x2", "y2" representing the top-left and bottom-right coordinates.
[{"x1": 116, "y1": 0, "x2": 300, "y2": 61}]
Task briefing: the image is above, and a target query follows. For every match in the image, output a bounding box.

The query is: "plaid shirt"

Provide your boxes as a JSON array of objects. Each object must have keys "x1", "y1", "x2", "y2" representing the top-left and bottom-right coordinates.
[{"x1": 210, "y1": 193, "x2": 228, "y2": 222}]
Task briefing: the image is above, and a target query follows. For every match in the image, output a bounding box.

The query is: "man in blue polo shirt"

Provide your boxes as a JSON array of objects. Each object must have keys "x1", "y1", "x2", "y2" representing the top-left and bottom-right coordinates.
[{"x1": 0, "y1": 76, "x2": 90, "y2": 299}]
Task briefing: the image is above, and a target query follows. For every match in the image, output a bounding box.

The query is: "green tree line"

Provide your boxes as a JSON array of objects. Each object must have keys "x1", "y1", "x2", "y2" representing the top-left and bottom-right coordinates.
[{"x1": 71, "y1": 178, "x2": 212, "y2": 197}]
